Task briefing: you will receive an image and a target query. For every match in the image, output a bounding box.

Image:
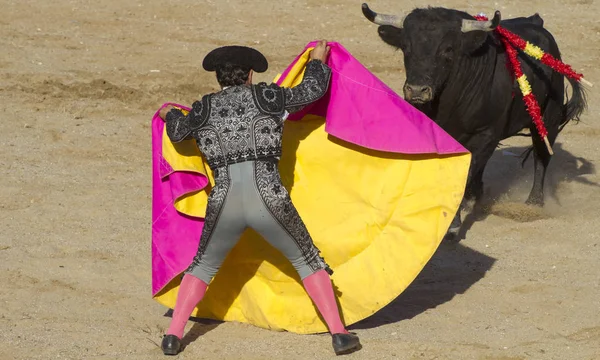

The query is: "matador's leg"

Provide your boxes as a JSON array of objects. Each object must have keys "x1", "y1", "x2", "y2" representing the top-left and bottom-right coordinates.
[
  {"x1": 167, "y1": 169, "x2": 246, "y2": 340},
  {"x1": 247, "y1": 160, "x2": 329, "y2": 277},
  {"x1": 246, "y1": 160, "x2": 351, "y2": 336}
]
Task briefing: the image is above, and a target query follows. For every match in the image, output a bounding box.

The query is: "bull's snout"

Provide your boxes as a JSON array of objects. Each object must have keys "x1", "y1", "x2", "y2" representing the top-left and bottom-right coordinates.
[{"x1": 403, "y1": 84, "x2": 433, "y2": 103}]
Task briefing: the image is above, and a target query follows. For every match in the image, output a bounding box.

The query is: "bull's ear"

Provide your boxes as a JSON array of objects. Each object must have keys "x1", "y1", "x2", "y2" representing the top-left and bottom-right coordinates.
[
  {"x1": 460, "y1": 30, "x2": 489, "y2": 54},
  {"x1": 378, "y1": 25, "x2": 404, "y2": 48}
]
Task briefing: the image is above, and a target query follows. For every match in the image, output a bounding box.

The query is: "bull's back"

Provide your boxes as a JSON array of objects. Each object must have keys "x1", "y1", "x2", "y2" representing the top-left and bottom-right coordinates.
[
  {"x1": 487, "y1": 19, "x2": 564, "y2": 139},
  {"x1": 501, "y1": 13, "x2": 544, "y2": 27},
  {"x1": 498, "y1": 19, "x2": 560, "y2": 59}
]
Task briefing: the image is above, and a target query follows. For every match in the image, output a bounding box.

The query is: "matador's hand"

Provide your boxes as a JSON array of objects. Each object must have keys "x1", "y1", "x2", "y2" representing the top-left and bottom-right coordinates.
[
  {"x1": 310, "y1": 40, "x2": 331, "y2": 63},
  {"x1": 159, "y1": 105, "x2": 174, "y2": 121}
]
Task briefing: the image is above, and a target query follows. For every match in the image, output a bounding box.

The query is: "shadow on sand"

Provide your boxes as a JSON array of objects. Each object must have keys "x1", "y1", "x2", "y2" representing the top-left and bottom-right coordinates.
[
  {"x1": 457, "y1": 141, "x2": 598, "y2": 240},
  {"x1": 350, "y1": 241, "x2": 496, "y2": 329}
]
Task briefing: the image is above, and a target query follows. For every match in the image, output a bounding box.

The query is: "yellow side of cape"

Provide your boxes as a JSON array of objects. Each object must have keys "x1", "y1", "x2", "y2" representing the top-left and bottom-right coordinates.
[{"x1": 154, "y1": 49, "x2": 471, "y2": 334}]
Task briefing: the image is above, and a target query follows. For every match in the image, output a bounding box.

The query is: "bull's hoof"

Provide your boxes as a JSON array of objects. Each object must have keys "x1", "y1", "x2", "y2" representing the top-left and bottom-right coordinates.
[
  {"x1": 444, "y1": 211, "x2": 462, "y2": 242},
  {"x1": 443, "y1": 227, "x2": 461, "y2": 243},
  {"x1": 443, "y1": 218, "x2": 462, "y2": 242},
  {"x1": 525, "y1": 196, "x2": 544, "y2": 207}
]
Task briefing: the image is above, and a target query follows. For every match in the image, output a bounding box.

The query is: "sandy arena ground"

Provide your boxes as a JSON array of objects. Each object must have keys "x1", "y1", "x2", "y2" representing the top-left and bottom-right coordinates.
[{"x1": 1, "y1": 0, "x2": 599, "y2": 359}]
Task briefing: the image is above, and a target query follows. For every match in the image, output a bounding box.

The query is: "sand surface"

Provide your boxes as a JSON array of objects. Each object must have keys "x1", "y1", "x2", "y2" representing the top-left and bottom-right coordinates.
[{"x1": 1, "y1": 0, "x2": 599, "y2": 359}]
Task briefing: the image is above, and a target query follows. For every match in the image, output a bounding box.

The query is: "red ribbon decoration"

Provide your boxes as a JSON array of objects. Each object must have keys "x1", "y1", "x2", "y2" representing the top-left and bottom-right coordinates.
[{"x1": 474, "y1": 14, "x2": 564, "y2": 153}]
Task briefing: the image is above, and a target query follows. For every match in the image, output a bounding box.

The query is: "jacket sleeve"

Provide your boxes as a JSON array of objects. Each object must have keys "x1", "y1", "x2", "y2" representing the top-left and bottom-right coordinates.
[
  {"x1": 164, "y1": 96, "x2": 210, "y2": 143},
  {"x1": 283, "y1": 59, "x2": 332, "y2": 114}
]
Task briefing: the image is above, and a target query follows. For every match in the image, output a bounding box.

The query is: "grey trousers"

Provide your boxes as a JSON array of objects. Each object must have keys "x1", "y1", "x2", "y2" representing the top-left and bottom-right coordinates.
[{"x1": 185, "y1": 159, "x2": 330, "y2": 284}]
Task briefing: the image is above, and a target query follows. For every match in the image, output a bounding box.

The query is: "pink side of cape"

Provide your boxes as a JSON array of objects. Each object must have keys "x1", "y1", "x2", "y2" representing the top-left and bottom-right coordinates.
[
  {"x1": 151, "y1": 42, "x2": 468, "y2": 297},
  {"x1": 152, "y1": 104, "x2": 207, "y2": 295},
  {"x1": 276, "y1": 41, "x2": 467, "y2": 155}
]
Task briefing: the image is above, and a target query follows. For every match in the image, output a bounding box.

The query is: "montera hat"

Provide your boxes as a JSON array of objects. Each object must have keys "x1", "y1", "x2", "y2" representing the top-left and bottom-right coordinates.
[{"x1": 202, "y1": 46, "x2": 268, "y2": 73}]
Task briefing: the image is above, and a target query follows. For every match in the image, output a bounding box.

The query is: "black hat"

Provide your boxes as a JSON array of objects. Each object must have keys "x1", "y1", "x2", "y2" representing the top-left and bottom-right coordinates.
[{"x1": 202, "y1": 46, "x2": 268, "y2": 73}]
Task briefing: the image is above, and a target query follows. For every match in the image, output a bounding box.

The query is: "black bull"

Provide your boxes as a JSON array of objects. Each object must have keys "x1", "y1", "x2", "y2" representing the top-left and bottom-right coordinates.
[{"x1": 362, "y1": 4, "x2": 587, "y2": 240}]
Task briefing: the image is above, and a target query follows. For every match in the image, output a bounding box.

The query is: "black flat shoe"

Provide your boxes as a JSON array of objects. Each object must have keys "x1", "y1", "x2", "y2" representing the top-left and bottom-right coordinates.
[
  {"x1": 332, "y1": 332, "x2": 361, "y2": 355},
  {"x1": 161, "y1": 334, "x2": 182, "y2": 356}
]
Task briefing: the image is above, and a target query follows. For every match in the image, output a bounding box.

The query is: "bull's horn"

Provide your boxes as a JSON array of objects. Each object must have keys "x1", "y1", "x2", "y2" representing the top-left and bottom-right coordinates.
[
  {"x1": 461, "y1": 10, "x2": 502, "y2": 32},
  {"x1": 362, "y1": 3, "x2": 405, "y2": 28}
]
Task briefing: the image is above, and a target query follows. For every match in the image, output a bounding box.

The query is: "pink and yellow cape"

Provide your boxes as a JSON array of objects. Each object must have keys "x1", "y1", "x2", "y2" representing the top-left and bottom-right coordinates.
[{"x1": 151, "y1": 41, "x2": 471, "y2": 334}]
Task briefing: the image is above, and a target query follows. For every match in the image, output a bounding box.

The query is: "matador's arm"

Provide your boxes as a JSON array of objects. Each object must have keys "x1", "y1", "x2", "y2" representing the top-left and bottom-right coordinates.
[
  {"x1": 164, "y1": 96, "x2": 210, "y2": 143},
  {"x1": 282, "y1": 59, "x2": 332, "y2": 114}
]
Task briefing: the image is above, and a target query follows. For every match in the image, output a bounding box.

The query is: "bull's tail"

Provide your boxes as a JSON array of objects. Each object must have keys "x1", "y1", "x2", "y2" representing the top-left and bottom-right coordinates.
[{"x1": 559, "y1": 76, "x2": 588, "y2": 133}]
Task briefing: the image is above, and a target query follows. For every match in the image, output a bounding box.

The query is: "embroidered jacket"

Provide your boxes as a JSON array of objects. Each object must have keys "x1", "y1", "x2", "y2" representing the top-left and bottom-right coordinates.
[{"x1": 165, "y1": 59, "x2": 332, "y2": 169}]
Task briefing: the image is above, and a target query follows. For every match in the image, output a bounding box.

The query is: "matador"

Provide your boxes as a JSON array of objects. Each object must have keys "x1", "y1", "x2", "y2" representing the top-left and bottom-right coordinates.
[{"x1": 158, "y1": 41, "x2": 361, "y2": 356}]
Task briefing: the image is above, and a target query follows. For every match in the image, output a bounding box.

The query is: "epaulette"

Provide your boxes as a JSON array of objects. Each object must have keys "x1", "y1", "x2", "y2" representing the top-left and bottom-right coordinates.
[
  {"x1": 251, "y1": 82, "x2": 286, "y2": 116},
  {"x1": 188, "y1": 94, "x2": 212, "y2": 130}
]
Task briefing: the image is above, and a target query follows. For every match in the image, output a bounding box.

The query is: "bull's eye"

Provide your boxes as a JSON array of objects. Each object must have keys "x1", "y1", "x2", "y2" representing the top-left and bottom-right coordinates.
[{"x1": 440, "y1": 45, "x2": 454, "y2": 61}]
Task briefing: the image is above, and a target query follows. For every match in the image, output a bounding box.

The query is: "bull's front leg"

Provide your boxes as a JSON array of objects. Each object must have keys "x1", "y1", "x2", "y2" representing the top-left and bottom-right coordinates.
[
  {"x1": 445, "y1": 130, "x2": 499, "y2": 242},
  {"x1": 445, "y1": 157, "x2": 476, "y2": 240},
  {"x1": 465, "y1": 168, "x2": 485, "y2": 203},
  {"x1": 448, "y1": 166, "x2": 484, "y2": 236}
]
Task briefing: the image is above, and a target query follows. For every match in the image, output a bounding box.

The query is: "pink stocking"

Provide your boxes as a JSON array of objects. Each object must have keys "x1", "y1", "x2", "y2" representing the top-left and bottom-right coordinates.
[
  {"x1": 166, "y1": 274, "x2": 208, "y2": 339},
  {"x1": 302, "y1": 270, "x2": 349, "y2": 335}
]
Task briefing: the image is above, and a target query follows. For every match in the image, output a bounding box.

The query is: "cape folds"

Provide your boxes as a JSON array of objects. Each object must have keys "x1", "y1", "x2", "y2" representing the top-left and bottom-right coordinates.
[{"x1": 151, "y1": 41, "x2": 470, "y2": 333}]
